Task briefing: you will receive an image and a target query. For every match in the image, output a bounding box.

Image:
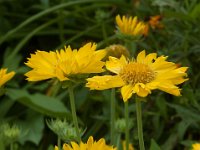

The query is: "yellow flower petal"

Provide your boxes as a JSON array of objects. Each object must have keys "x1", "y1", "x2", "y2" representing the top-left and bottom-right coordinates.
[
  {"x1": 133, "y1": 83, "x2": 150, "y2": 97},
  {"x1": 144, "y1": 53, "x2": 157, "y2": 64},
  {"x1": 106, "y1": 55, "x2": 127, "y2": 74},
  {"x1": 86, "y1": 75, "x2": 125, "y2": 90},
  {"x1": 136, "y1": 50, "x2": 146, "y2": 63},
  {"x1": 121, "y1": 84, "x2": 135, "y2": 102},
  {"x1": 0, "y1": 68, "x2": 15, "y2": 87},
  {"x1": 157, "y1": 81, "x2": 181, "y2": 96},
  {"x1": 192, "y1": 143, "x2": 200, "y2": 150},
  {"x1": 61, "y1": 136, "x2": 115, "y2": 150}
]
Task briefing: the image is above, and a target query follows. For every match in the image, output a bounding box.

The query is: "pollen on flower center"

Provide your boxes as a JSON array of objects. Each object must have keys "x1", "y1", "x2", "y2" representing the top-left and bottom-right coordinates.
[{"x1": 119, "y1": 62, "x2": 155, "y2": 85}]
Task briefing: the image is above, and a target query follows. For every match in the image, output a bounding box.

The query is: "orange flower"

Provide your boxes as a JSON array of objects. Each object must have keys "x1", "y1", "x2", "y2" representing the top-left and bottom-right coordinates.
[{"x1": 148, "y1": 15, "x2": 164, "y2": 29}]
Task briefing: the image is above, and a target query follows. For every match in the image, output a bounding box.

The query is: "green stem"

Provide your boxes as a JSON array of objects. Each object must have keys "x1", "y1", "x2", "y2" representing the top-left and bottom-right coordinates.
[
  {"x1": 68, "y1": 86, "x2": 81, "y2": 142},
  {"x1": 136, "y1": 97, "x2": 145, "y2": 150},
  {"x1": 46, "y1": 79, "x2": 60, "y2": 97},
  {"x1": 116, "y1": 133, "x2": 121, "y2": 150},
  {"x1": 125, "y1": 101, "x2": 129, "y2": 150},
  {"x1": 10, "y1": 143, "x2": 13, "y2": 150},
  {"x1": 110, "y1": 88, "x2": 115, "y2": 144},
  {"x1": 125, "y1": 40, "x2": 136, "y2": 56},
  {"x1": 57, "y1": 9, "x2": 65, "y2": 43},
  {"x1": 57, "y1": 137, "x2": 61, "y2": 150}
]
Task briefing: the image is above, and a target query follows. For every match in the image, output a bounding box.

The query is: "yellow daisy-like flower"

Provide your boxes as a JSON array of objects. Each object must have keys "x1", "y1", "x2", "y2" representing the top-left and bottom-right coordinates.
[
  {"x1": 116, "y1": 15, "x2": 148, "y2": 37},
  {"x1": 55, "y1": 136, "x2": 116, "y2": 150},
  {"x1": 192, "y1": 143, "x2": 200, "y2": 150},
  {"x1": 25, "y1": 42, "x2": 106, "y2": 82},
  {"x1": 86, "y1": 50, "x2": 188, "y2": 102},
  {"x1": 0, "y1": 68, "x2": 15, "y2": 87}
]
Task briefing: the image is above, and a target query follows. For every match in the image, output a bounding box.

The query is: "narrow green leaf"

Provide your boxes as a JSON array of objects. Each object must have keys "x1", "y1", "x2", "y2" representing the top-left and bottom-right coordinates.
[
  {"x1": 190, "y1": 3, "x2": 200, "y2": 19},
  {"x1": 150, "y1": 139, "x2": 161, "y2": 150}
]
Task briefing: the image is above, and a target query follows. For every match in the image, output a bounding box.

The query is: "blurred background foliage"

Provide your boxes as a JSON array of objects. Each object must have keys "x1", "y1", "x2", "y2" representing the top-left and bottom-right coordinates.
[{"x1": 0, "y1": 0, "x2": 200, "y2": 149}]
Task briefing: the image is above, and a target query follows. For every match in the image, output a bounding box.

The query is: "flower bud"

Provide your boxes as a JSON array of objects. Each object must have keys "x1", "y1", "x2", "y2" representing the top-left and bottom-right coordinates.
[
  {"x1": 105, "y1": 44, "x2": 130, "y2": 59},
  {"x1": 0, "y1": 123, "x2": 20, "y2": 144},
  {"x1": 47, "y1": 119, "x2": 81, "y2": 142}
]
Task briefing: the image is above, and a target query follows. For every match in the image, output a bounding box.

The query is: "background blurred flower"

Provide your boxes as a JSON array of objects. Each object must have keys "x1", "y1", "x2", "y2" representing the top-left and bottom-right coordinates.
[
  {"x1": 192, "y1": 143, "x2": 200, "y2": 150},
  {"x1": 148, "y1": 15, "x2": 164, "y2": 29},
  {"x1": 115, "y1": 15, "x2": 148, "y2": 40},
  {"x1": 0, "y1": 68, "x2": 15, "y2": 87}
]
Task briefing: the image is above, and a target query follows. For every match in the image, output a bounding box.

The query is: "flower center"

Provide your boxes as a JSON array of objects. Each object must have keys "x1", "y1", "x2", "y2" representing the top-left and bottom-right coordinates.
[{"x1": 119, "y1": 62, "x2": 155, "y2": 85}]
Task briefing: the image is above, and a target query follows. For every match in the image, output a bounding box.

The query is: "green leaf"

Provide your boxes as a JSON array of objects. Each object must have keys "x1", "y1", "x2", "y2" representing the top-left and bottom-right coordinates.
[
  {"x1": 177, "y1": 121, "x2": 190, "y2": 140},
  {"x1": 6, "y1": 88, "x2": 70, "y2": 117},
  {"x1": 190, "y1": 3, "x2": 200, "y2": 19},
  {"x1": 161, "y1": 134, "x2": 178, "y2": 150},
  {"x1": 150, "y1": 139, "x2": 161, "y2": 150},
  {"x1": 167, "y1": 103, "x2": 200, "y2": 123},
  {"x1": 18, "y1": 112, "x2": 44, "y2": 145},
  {"x1": 0, "y1": 97, "x2": 15, "y2": 118},
  {"x1": 163, "y1": 10, "x2": 193, "y2": 21}
]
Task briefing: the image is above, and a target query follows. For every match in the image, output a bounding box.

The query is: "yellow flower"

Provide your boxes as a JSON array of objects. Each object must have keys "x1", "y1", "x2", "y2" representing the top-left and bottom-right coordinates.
[
  {"x1": 192, "y1": 143, "x2": 200, "y2": 150},
  {"x1": 122, "y1": 141, "x2": 134, "y2": 150},
  {"x1": 55, "y1": 136, "x2": 116, "y2": 150},
  {"x1": 116, "y1": 15, "x2": 148, "y2": 37},
  {"x1": 86, "y1": 50, "x2": 188, "y2": 102},
  {"x1": 25, "y1": 42, "x2": 106, "y2": 82},
  {"x1": 0, "y1": 68, "x2": 15, "y2": 87}
]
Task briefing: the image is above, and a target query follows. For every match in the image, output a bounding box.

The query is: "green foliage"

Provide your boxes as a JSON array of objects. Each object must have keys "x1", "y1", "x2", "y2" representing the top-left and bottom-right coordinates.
[{"x1": 0, "y1": 0, "x2": 199, "y2": 149}]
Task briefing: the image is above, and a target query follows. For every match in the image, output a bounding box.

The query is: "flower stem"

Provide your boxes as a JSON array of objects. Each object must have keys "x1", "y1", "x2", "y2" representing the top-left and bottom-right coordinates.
[
  {"x1": 110, "y1": 88, "x2": 115, "y2": 144},
  {"x1": 136, "y1": 97, "x2": 145, "y2": 150},
  {"x1": 68, "y1": 86, "x2": 81, "y2": 142},
  {"x1": 10, "y1": 143, "x2": 13, "y2": 150},
  {"x1": 116, "y1": 133, "x2": 121, "y2": 150},
  {"x1": 125, "y1": 101, "x2": 129, "y2": 150},
  {"x1": 57, "y1": 137, "x2": 61, "y2": 150}
]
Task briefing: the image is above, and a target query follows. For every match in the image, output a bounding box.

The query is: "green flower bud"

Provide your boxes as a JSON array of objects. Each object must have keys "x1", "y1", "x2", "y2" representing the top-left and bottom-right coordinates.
[
  {"x1": 115, "y1": 118, "x2": 126, "y2": 133},
  {"x1": 115, "y1": 118, "x2": 134, "y2": 133},
  {"x1": 47, "y1": 119, "x2": 81, "y2": 142},
  {"x1": 0, "y1": 123, "x2": 21, "y2": 144}
]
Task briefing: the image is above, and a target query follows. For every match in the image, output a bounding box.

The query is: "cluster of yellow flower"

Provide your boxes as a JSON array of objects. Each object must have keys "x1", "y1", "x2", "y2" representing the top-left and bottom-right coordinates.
[{"x1": 0, "y1": 14, "x2": 190, "y2": 150}]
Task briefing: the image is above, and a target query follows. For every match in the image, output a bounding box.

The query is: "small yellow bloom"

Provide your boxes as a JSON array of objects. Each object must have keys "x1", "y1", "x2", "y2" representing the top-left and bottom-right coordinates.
[
  {"x1": 86, "y1": 50, "x2": 188, "y2": 102},
  {"x1": 0, "y1": 68, "x2": 15, "y2": 87},
  {"x1": 122, "y1": 141, "x2": 134, "y2": 150},
  {"x1": 25, "y1": 42, "x2": 106, "y2": 82},
  {"x1": 55, "y1": 136, "x2": 116, "y2": 150},
  {"x1": 116, "y1": 15, "x2": 148, "y2": 37},
  {"x1": 192, "y1": 143, "x2": 200, "y2": 150}
]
